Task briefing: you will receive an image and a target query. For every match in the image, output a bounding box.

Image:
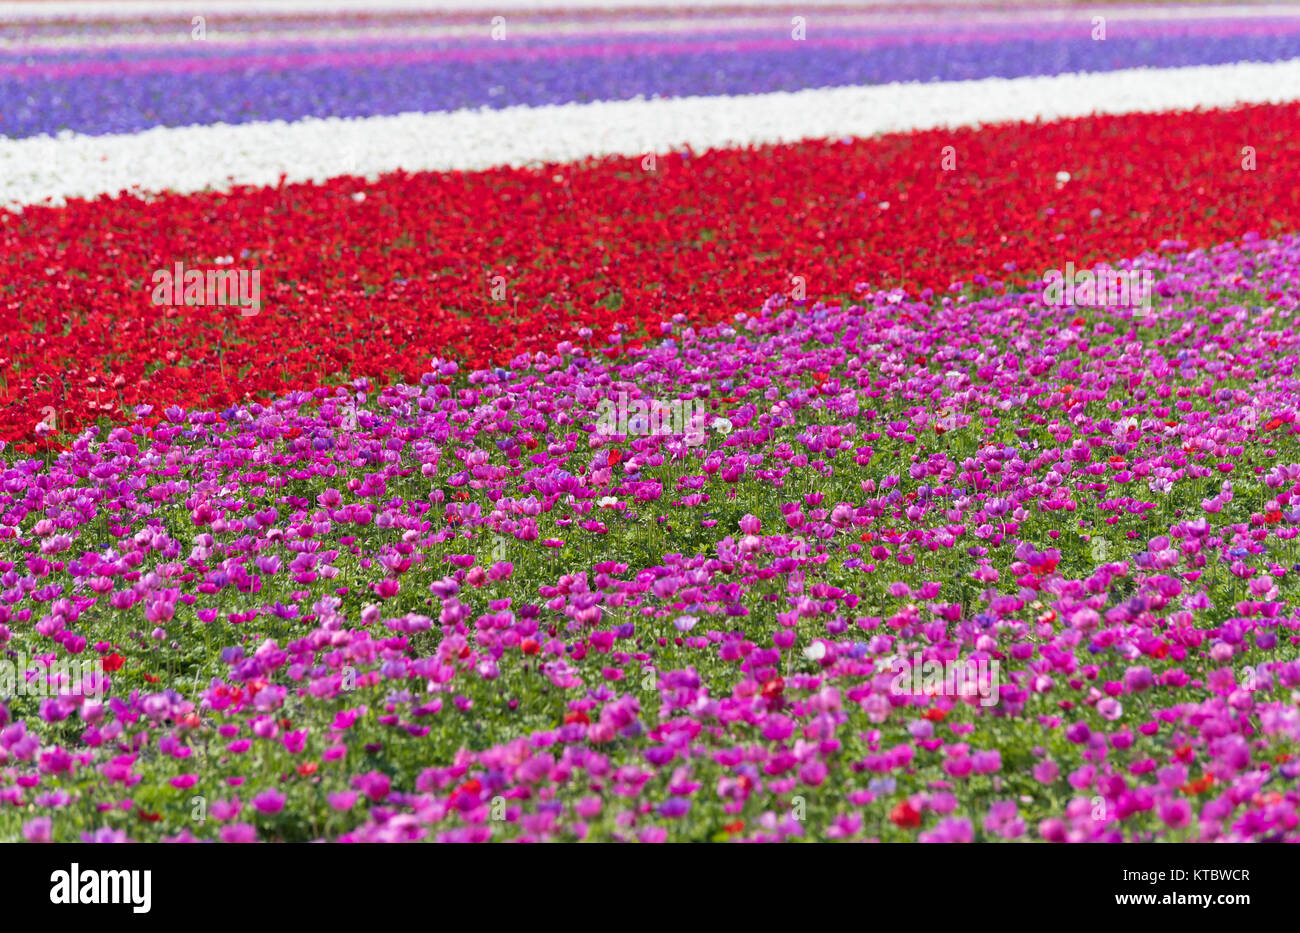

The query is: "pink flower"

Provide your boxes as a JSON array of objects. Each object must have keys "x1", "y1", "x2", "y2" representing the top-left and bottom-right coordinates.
[{"x1": 251, "y1": 789, "x2": 285, "y2": 815}]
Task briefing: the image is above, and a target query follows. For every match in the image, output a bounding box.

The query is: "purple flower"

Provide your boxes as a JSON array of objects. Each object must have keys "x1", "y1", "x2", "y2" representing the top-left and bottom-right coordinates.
[{"x1": 657, "y1": 797, "x2": 691, "y2": 819}]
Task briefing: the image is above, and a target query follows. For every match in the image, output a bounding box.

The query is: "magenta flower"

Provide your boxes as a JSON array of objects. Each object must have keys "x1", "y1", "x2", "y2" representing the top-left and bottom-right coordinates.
[
  {"x1": 219, "y1": 823, "x2": 259, "y2": 843},
  {"x1": 352, "y1": 771, "x2": 391, "y2": 802},
  {"x1": 328, "y1": 792, "x2": 358, "y2": 812},
  {"x1": 251, "y1": 789, "x2": 286, "y2": 815},
  {"x1": 22, "y1": 817, "x2": 51, "y2": 843}
]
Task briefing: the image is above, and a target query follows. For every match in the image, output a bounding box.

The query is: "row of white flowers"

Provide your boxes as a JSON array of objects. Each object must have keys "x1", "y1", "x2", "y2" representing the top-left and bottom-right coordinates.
[{"x1": 2, "y1": 58, "x2": 1299, "y2": 208}]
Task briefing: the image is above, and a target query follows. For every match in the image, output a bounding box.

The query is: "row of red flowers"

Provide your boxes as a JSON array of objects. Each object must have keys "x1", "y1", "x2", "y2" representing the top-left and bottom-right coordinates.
[{"x1": 2, "y1": 100, "x2": 1296, "y2": 446}]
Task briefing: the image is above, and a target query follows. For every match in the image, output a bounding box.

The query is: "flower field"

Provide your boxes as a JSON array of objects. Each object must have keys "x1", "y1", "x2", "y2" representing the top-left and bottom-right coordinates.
[{"x1": 2, "y1": 0, "x2": 1300, "y2": 846}]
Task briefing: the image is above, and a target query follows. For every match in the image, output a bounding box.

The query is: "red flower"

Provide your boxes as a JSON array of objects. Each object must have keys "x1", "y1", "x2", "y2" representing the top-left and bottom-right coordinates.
[
  {"x1": 1030, "y1": 557, "x2": 1060, "y2": 577},
  {"x1": 563, "y1": 710, "x2": 590, "y2": 726},
  {"x1": 889, "y1": 801, "x2": 922, "y2": 829},
  {"x1": 520, "y1": 637, "x2": 540, "y2": 655},
  {"x1": 136, "y1": 809, "x2": 162, "y2": 823},
  {"x1": 297, "y1": 762, "x2": 319, "y2": 777},
  {"x1": 100, "y1": 652, "x2": 125, "y2": 672}
]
